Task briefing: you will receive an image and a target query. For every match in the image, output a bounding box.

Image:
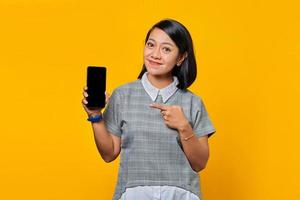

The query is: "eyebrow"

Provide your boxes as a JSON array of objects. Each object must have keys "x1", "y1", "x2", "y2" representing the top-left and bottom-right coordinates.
[{"x1": 148, "y1": 38, "x2": 174, "y2": 47}]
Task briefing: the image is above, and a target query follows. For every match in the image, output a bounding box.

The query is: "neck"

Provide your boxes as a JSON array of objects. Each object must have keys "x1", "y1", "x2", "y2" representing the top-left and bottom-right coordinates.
[{"x1": 147, "y1": 73, "x2": 173, "y2": 89}]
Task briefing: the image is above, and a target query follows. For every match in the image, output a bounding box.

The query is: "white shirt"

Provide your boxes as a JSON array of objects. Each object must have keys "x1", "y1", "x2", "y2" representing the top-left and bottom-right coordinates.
[{"x1": 119, "y1": 185, "x2": 200, "y2": 200}]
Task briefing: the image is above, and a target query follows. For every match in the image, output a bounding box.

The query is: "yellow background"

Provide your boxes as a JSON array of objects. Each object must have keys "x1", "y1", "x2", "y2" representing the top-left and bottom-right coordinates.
[{"x1": 0, "y1": 0, "x2": 299, "y2": 199}]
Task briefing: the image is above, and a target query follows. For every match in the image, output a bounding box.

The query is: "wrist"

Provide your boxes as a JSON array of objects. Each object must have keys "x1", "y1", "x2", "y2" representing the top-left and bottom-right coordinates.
[
  {"x1": 87, "y1": 112, "x2": 103, "y2": 123},
  {"x1": 88, "y1": 111, "x2": 102, "y2": 117},
  {"x1": 178, "y1": 120, "x2": 193, "y2": 136},
  {"x1": 178, "y1": 122, "x2": 196, "y2": 141}
]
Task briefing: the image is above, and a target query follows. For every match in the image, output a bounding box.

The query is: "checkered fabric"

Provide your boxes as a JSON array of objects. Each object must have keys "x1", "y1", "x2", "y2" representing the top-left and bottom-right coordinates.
[{"x1": 103, "y1": 76, "x2": 216, "y2": 200}]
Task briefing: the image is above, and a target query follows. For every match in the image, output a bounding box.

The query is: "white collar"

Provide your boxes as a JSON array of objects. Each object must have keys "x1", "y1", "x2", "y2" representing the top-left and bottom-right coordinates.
[{"x1": 141, "y1": 72, "x2": 179, "y2": 103}]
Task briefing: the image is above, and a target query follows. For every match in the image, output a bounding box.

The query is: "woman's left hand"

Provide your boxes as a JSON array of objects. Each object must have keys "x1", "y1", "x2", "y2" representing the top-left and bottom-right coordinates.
[{"x1": 150, "y1": 103, "x2": 190, "y2": 130}]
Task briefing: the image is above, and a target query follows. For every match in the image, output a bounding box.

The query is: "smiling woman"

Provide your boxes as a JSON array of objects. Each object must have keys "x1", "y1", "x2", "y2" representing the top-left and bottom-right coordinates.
[
  {"x1": 81, "y1": 18, "x2": 216, "y2": 200},
  {"x1": 143, "y1": 28, "x2": 183, "y2": 78},
  {"x1": 138, "y1": 19, "x2": 196, "y2": 90}
]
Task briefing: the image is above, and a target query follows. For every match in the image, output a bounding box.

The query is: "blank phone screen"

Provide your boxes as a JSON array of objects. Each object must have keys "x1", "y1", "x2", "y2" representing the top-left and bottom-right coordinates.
[{"x1": 86, "y1": 66, "x2": 106, "y2": 109}]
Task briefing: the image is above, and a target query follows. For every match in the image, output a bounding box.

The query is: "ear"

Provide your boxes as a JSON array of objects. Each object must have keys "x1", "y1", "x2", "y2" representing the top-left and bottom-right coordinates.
[{"x1": 176, "y1": 52, "x2": 188, "y2": 66}]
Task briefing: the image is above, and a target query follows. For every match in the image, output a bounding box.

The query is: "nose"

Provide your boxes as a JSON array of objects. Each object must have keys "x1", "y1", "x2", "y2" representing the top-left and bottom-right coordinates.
[{"x1": 151, "y1": 46, "x2": 161, "y2": 60}]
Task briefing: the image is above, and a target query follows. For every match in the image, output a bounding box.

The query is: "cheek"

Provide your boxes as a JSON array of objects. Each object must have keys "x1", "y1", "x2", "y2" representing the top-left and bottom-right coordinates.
[
  {"x1": 165, "y1": 54, "x2": 178, "y2": 66},
  {"x1": 144, "y1": 48, "x2": 151, "y2": 57}
]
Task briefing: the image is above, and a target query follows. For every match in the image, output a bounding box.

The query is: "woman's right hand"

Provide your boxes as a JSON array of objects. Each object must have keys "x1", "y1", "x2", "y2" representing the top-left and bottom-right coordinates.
[{"x1": 81, "y1": 86, "x2": 110, "y2": 116}]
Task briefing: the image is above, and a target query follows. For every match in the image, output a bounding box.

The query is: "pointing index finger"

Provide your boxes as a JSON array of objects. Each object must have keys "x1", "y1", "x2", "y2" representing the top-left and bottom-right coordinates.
[{"x1": 149, "y1": 103, "x2": 168, "y2": 111}]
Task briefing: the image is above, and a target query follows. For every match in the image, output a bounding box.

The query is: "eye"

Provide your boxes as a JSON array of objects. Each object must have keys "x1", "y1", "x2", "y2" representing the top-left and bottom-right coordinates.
[
  {"x1": 162, "y1": 47, "x2": 171, "y2": 53},
  {"x1": 146, "y1": 41, "x2": 154, "y2": 48}
]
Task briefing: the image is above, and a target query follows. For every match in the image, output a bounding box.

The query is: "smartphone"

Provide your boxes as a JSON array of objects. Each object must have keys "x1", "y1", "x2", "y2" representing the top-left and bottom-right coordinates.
[{"x1": 86, "y1": 66, "x2": 106, "y2": 109}]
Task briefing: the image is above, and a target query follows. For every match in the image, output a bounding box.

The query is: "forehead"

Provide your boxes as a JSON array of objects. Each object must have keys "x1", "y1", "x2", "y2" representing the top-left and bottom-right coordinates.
[{"x1": 148, "y1": 28, "x2": 175, "y2": 45}]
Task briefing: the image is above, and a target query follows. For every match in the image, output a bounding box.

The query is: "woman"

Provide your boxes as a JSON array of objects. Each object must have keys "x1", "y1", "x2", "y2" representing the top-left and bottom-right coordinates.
[{"x1": 82, "y1": 19, "x2": 216, "y2": 200}]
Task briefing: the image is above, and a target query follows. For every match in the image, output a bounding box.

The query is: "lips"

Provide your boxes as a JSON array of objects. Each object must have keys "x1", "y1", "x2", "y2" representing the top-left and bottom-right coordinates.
[{"x1": 148, "y1": 59, "x2": 162, "y2": 66}]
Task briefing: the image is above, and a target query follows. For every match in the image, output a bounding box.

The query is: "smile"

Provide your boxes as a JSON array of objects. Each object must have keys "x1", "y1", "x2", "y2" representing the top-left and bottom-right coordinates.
[{"x1": 148, "y1": 59, "x2": 162, "y2": 66}]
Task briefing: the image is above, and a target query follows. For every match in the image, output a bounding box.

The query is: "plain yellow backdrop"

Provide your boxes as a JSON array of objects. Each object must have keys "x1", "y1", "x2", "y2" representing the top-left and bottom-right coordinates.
[{"x1": 0, "y1": 0, "x2": 299, "y2": 199}]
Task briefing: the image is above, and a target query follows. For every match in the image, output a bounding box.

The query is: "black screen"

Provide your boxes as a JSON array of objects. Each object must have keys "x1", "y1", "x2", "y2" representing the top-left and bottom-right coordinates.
[{"x1": 86, "y1": 66, "x2": 106, "y2": 109}]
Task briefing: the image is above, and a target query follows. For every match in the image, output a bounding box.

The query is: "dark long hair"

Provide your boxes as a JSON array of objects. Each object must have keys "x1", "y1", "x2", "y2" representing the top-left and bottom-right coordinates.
[{"x1": 138, "y1": 19, "x2": 197, "y2": 90}]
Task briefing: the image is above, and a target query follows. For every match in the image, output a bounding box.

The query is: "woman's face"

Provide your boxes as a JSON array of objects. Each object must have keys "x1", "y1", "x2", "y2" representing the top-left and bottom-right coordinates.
[{"x1": 143, "y1": 28, "x2": 182, "y2": 77}]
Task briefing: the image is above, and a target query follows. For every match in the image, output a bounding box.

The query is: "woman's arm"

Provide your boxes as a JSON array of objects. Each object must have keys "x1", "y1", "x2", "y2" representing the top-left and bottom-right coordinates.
[
  {"x1": 90, "y1": 118, "x2": 121, "y2": 163},
  {"x1": 178, "y1": 122, "x2": 209, "y2": 172},
  {"x1": 82, "y1": 87, "x2": 121, "y2": 163},
  {"x1": 149, "y1": 104, "x2": 210, "y2": 172}
]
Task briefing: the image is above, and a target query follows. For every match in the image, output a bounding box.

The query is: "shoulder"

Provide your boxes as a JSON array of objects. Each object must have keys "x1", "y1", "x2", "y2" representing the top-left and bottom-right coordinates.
[
  {"x1": 177, "y1": 88, "x2": 203, "y2": 106},
  {"x1": 111, "y1": 79, "x2": 142, "y2": 98}
]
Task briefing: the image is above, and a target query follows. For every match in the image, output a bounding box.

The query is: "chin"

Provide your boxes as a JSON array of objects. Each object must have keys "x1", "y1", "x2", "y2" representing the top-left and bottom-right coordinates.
[
  {"x1": 144, "y1": 63, "x2": 172, "y2": 77},
  {"x1": 146, "y1": 70, "x2": 171, "y2": 78},
  {"x1": 145, "y1": 66, "x2": 161, "y2": 75}
]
